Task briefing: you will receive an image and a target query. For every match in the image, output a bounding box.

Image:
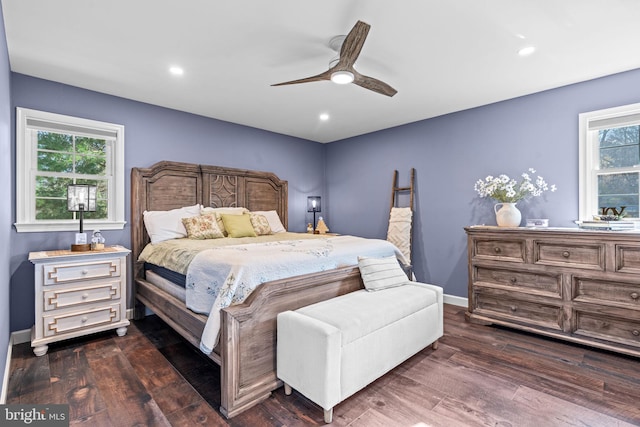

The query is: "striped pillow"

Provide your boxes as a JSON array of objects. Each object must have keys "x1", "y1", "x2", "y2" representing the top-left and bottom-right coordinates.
[{"x1": 358, "y1": 255, "x2": 409, "y2": 291}]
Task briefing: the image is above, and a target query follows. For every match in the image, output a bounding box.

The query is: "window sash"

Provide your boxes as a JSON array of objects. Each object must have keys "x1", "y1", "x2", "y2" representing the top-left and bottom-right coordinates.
[{"x1": 15, "y1": 108, "x2": 126, "y2": 232}]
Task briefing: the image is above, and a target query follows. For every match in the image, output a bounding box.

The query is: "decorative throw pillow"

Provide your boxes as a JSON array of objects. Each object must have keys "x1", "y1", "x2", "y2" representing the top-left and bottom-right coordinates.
[
  {"x1": 220, "y1": 213, "x2": 257, "y2": 238},
  {"x1": 251, "y1": 210, "x2": 286, "y2": 233},
  {"x1": 181, "y1": 214, "x2": 224, "y2": 239},
  {"x1": 249, "y1": 213, "x2": 272, "y2": 235},
  {"x1": 143, "y1": 204, "x2": 202, "y2": 244},
  {"x1": 200, "y1": 207, "x2": 247, "y2": 236},
  {"x1": 358, "y1": 255, "x2": 409, "y2": 291}
]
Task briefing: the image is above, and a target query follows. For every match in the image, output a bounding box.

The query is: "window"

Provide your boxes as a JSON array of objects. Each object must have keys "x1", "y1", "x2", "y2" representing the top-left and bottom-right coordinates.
[
  {"x1": 15, "y1": 108, "x2": 126, "y2": 232},
  {"x1": 579, "y1": 103, "x2": 640, "y2": 221}
]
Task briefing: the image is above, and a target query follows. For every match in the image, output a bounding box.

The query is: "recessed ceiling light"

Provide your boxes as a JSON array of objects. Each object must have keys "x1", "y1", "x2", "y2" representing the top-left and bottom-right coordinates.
[
  {"x1": 319, "y1": 113, "x2": 330, "y2": 121},
  {"x1": 169, "y1": 66, "x2": 184, "y2": 76},
  {"x1": 518, "y1": 46, "x2": 536, "y2": 57}
]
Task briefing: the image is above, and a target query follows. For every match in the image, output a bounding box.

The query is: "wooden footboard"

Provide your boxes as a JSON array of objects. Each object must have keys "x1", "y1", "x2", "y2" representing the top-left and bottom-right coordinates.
[{"x1": 136, "y1": 265, "x2": 364, "y2": 418}]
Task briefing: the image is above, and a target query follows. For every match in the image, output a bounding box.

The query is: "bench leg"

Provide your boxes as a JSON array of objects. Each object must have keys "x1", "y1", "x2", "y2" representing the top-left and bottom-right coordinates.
[
  {"x1": 432, "y1": 339, "x2": 439, "y2": 350},
  {"x1": 324, "y1": 408, "x2": 333, "y2": 424},
  {"x1": 284, "y1": 383, "x2": 292, "y2": 395}
]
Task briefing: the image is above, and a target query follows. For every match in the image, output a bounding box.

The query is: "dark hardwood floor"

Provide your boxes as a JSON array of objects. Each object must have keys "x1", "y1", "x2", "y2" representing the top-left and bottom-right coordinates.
[{"x1": 7, "y1": 304, "x2": 640, "y2": 426}]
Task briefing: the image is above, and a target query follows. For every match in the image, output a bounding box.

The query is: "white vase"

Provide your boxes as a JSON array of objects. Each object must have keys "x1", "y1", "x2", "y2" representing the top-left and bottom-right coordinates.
[{"x1": 494, "y1": 202, "x2": 521, "y2": 227}]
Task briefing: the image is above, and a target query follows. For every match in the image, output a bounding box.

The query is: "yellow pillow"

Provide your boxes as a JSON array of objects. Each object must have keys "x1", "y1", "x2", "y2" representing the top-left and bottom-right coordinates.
[{"x1": 220, "y1": 213, "x2": 257, "y2": 238}]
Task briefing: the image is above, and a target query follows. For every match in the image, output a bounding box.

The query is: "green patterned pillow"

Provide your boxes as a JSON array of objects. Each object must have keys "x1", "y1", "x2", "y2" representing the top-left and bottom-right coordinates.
[
  {"x1": 249, "y1": 213, "x2": 272, "y2": 235},
  {"x1": 181, "y1": 214, "x2": 224, "y2": 239}
]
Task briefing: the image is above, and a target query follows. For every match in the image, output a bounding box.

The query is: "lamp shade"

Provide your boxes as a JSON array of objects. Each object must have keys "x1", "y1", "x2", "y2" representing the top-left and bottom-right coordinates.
[
  {"x1": 307, "y1": 196, "x2": 321, "y2": 212},
  {"x1": 67, "y1": 184, "x2": 97, "y2": 212}
]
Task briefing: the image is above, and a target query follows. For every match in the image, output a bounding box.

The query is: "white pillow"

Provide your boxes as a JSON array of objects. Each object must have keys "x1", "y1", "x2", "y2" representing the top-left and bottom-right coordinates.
[
  {"x1": 251, "y1": 210, "x2": 286, "y2": 233},
  {"x1": 143, "y1": 204, "x2": 201, "y2": 244},
  {"x1": 358, "y1": 255, "x2": 409, "y2": 291}
]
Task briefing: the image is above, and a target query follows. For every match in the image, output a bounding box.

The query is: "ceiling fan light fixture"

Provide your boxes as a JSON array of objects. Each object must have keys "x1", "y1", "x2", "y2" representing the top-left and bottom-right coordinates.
[{"x1": 331, "y1": 70, "x2": 355, "y2": 85}]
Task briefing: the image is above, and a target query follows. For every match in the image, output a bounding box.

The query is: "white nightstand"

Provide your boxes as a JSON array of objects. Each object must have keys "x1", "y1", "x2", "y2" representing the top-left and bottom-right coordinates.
[{"x1": 28, "y1": 245, "x2": 131, "y2": 356}]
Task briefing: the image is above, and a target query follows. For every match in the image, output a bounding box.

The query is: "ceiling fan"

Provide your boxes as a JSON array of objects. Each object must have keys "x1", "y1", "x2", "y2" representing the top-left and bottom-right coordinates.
[{"x1": 272, "y1": 20, "x2": 397, "y2": 97}]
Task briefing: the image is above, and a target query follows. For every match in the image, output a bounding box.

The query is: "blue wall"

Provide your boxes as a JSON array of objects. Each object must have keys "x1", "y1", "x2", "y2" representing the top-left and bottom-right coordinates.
[
  {"x1": 10, "y1": 74, "x2": 325, "y2": 331},
  {"x1": 326, "y1": 68, "x2": 640, "y2": 296},
  {"x1": 0, "y1": 1, "x2": 12, "y2": 397}
]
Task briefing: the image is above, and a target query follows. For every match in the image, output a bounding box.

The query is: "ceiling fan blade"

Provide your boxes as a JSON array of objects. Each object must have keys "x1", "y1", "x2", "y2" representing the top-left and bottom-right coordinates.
[
  {"x1": 338, "y1": 20, "x2": 370, "y2": 68},
  {"x1": 271, "y1": 70, "x2": 331, "y2": 87},
  {"x1": 353, "y1": 72, "x2": 397, "y2": 97}
]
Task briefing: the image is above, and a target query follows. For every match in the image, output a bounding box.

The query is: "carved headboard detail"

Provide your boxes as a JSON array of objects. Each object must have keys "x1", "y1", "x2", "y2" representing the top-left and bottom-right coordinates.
[{"x1": 131, "y1": 161, "x2": 288, "y2": 277}]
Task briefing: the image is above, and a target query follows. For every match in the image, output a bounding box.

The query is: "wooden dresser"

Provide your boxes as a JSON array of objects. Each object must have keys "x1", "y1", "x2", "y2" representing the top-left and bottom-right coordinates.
[{"x1": 465, "y1": 226, "x2": 640, "y2": 357}]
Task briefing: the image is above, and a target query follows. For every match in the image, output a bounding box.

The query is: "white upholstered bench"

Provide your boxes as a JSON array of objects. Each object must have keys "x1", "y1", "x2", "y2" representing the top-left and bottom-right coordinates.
[{"x1": 277, "y1": 280, "x2": 443, "y2": 423}]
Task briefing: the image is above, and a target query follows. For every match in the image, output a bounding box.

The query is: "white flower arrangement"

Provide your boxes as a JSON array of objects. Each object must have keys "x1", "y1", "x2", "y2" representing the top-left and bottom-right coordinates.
[{"x1": 474, "y1": 168, "x2": 557, "y2": 203}]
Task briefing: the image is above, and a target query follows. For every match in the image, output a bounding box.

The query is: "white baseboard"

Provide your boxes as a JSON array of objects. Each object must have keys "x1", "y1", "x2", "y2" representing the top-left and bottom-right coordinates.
[
  {"x1": 444, "y1": 294, "x2": 468, "y2": 307},
  {"x1": 1, "y1": 334, "x2": 14, "y2": 404},
  {"x1": 11, "y1": 329, "x2": 30, "y2": 346}
]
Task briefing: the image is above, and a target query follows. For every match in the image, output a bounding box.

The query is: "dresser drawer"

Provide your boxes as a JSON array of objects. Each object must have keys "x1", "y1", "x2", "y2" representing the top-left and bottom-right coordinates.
[
  {"x1": 616, "y1": 245, "x2": 640, "y2": 274},
  {"x1": 43, "y1": 281, "x2": 122, "y2": 311},
  {"x1": 44, "y1": 259, "x2": 121, "y2": 285},
  {"x1": 474, "y1": 266, "x2": 561, "y2": 296},
  {"x1": 534, "y1": 241, "x2": 604, "y2": 270},
  {"x1": 474, "y1": 291, "x2": 563, "y2": 331},
  {"x1": 43, "y1": 304, "x2": 121, "y2": 337},
  {"x1": 574, "y1": 311, "x2": 640, "y2": 347},
  {"x1": 473, "y1": 238, "x2": 525, "y2": 262},
  {"x1": 572, "y1": 277, "x2": 640, "y2": 308}
]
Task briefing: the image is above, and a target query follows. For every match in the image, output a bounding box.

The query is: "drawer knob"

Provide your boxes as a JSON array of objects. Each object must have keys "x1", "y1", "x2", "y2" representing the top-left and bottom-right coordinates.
[
  {"x1": 562, "y1": 251, "x2": 570, "y2": 258},
  {"x1": 494, "y1": 247, "x2": 501, "y2": 254},
  {"x1": 633, "y1": 330, "x2": 640, "y2": 337},
  {"x1": 81, "y1": 269, "x2": 89, "y2": 275},
  {"x1": 510, "y1": 277, "x2": 518, "y2": 284},
  {"x1": 510, "y1": 305, "x2": 517, "y2": 312},
  {"x1": 81, "y1": 316, "x2": 88, "y2": 323},
  {"x1": 631, "y1": 292, "x2": 639, "y2": 300},
  {"x1": 82, "y1": 293, "x2": 89, "y2": 299}
]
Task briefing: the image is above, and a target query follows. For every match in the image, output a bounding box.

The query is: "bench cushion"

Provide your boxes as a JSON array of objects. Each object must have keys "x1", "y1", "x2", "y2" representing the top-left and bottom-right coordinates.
[{"x1": 295, "y1": 283, "x2": 437, "y2": 346}]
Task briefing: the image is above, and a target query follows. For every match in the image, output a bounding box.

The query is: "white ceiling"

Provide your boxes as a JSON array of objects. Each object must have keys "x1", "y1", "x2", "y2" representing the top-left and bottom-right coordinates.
[{"x1": 3, "y1": 1, "x2": 640, "y2": 143}]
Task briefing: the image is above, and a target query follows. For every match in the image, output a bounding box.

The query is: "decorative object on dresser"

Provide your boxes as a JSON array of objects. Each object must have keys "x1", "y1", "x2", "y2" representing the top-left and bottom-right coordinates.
[
  {"x1": 29, "y1": 245, "x2": 130, "y2": 356},
  {"x1": 67, "y1": 184, "x2": 97, "y2": 251},
  {"x1": 465, "y1": 226, "x2": 640, "y2": 357},
  {"x1": 315, "y1": 216, "x2": 329, "y2": 234},
  {"x1": 473, "y1": 168, "x2": 557, "y2": 227}
]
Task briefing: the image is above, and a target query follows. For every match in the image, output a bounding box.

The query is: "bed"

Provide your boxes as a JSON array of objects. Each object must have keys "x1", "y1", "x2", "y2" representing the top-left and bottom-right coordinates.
[{"x1": 131, "y1": 161, "x2": 402, "y2": 418}]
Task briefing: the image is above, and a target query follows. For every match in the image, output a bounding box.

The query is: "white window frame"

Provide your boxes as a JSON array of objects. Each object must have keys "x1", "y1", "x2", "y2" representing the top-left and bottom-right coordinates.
[
  {"x1": 579, "y1": 102, "x2": 640, "y2": 221},
  {"x1": 15, "y1": 107, "x2": 126, "y2": 232}
]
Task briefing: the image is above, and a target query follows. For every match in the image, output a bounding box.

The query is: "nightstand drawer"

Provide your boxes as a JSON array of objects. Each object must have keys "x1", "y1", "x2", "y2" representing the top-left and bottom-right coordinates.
[
  {"x1": 43, "y1": 281, "x2": 122, "y2": 311},
  {"x1": 534, "y1": 241, "x2": 604, "y2": 270},
  {"x1": 43, "y1": 304, "x2": 121, "y2": 337},
  {"x1": 44, "y1": 258, "x2": 121, "y2": 285}
]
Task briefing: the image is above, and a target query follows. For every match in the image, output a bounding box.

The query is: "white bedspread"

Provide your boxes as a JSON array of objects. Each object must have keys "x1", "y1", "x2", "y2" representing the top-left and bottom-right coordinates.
[{"x1": 185, "y1": 235, "x2": 406, "y2": 354}]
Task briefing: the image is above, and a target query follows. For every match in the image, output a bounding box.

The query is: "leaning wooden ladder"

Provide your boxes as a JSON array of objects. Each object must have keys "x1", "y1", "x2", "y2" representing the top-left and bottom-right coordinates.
[{"x1": 387, "y1": 168, "x2": 415, "y2": 267}]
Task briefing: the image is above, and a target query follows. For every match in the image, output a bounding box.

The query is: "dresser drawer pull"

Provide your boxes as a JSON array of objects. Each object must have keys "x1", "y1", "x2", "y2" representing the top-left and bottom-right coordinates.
[
  {"x1": 631, "y1": 292, "x2": 639, "y2": 300},
  {"x1": 562, "y1": 251, "x2": 570, "y2": 258},
  {"x1": 510, "y1": 277, "x2": 518, "y2": 284},
  {"x1": 510, "y1": 305, "x2": 517, "y2": 312},
  {"x1": 633, "y1": 330, "x2": 640, "y2": 337},
  {"x1": 82, "y1": 293, "x2": 89, "y2": 300},
  {"x1": 494, "y1": 247, "x2": 501, "y2": 254},
  {"x1": 81, "y1": 269, "x2": 89, "y2": 275},
  {"x1": 81, "y1": 316, "x2": 88, "y2": 323}
]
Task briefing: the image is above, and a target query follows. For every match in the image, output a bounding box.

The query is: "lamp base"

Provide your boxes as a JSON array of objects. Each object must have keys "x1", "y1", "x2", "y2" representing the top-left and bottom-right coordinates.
[{"x1": 71, "y1": 244, "x2": 91, "y2": 252}]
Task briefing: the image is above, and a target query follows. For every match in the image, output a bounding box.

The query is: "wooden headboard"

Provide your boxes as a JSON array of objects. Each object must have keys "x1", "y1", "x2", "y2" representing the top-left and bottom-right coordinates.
[{"x1": 131, "y1": 161, "x2": 288, "y2": 277}]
